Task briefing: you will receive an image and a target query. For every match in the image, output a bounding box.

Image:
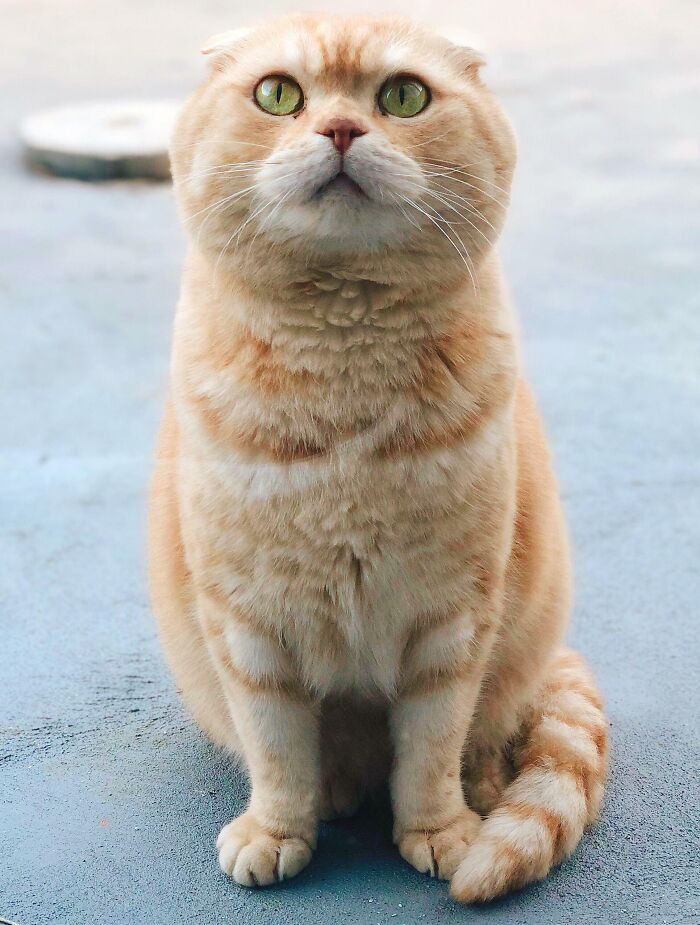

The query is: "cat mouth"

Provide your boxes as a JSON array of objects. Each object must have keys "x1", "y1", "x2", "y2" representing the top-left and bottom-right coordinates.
[{"x1": 314, "y1": 171, "x2": 367, "y2": 199}]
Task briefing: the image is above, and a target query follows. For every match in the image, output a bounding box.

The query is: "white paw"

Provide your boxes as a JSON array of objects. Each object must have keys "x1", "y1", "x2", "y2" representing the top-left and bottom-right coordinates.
[
  {"x1": 397, "y1": 808, "x2": 482, "y2": 880},
  {"x1": 216, "y1": 812, "x2": 312, "y2": 887}
]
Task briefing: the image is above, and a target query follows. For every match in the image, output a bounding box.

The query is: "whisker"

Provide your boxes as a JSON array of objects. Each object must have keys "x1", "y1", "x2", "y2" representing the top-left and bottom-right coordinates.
[
  {"x1": 213, "y1": 187, "x2": 294, "y2": 277},
  {"x1": 388, "y1": 170, "x2": 504, "y2": 233},
  {"x1": 183, "y1": 159, "x2": 266, "y2": 172},
  {"x1": 417, "y1": 197, "x2": 481, "y2": 301},
  {"x1": 426, "y1": 182, "x2": 501, "y2": 235},
  {"x1": 388, "y1": 191, "x2": 422, "y2": 230},
  {"x1": 194, "y1": 191, "x2": 255, "y2": 246},
  {"x1": 420, "y1": 170, "x2": 508, "y2": 208},
  {"x1": 192, "y1": 185, "x2": 269, "y2": 245},
  {"x1": 389, "y1": 166, "x2": 507, "y2": 207},
  {"x1": 400, "y1": 195, "x2": 479, "y2": 298},
  {"x1": 423, "y1": 189, "x2": 494, "y2": 247},
  {"x1": 404, "y1": 129, "x2": 457, "y2": 150},
  {"x1": 176, "y1": 162, "x2": 265, "y2": 184},
  {"x1": 244, "y1": 187, "x2": 297, "y2": 258},
  {"x1": 183, "y1": 184, "x2": 258, "y2": 228},
  {"x1": 420, "y1": 161, "x2": 511, "y2": 198},
  {"x1": 171, "y1": 139, "x2": 275, "y2": 151},
  {"x1": 185, "y1": 172, "x2": 296, "y2": 243}
]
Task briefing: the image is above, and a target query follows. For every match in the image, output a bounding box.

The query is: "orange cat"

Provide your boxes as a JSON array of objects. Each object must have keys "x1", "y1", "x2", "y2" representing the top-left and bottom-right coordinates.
[{"x1": 149, "y1": 14, "x2": 607, "y2": 902}]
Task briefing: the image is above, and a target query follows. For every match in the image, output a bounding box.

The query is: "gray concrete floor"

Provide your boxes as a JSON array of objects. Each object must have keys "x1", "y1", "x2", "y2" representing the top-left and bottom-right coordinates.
[{"x1": 1, "y1": 2, "x2": 699, "y2": 923}]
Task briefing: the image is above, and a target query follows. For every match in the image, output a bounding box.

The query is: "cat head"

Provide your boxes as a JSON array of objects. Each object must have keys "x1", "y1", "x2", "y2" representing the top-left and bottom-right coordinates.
[{"x1": 171, "y1": 15, "x2": 516, "y2": 276}]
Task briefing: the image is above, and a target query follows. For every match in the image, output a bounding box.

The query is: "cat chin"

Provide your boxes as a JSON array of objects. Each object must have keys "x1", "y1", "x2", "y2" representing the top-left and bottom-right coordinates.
[
  {"x1": 259, "y1": 199, "x2": 417, "y2": 254},
  {"x1": 313, "y1": 173, "x2": 366, "y2": 198}
]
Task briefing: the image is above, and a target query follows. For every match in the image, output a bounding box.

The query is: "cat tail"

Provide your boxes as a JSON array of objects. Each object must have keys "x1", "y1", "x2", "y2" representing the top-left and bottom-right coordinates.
[{"x1": 451, "y1": 648, "x2": 608, "y2": 903}]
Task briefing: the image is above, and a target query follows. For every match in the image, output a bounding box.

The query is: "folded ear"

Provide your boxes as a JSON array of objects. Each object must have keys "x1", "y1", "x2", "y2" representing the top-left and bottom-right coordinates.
[
  {"x1": 454, "y1": 45, "x2": 487, "y2": 76},
  {"x1": 438, "y1": 29, "x2": 487, "y2": 77},
  {"x1": 201, "y1": 28, "x2": 250, "y2": 65}
]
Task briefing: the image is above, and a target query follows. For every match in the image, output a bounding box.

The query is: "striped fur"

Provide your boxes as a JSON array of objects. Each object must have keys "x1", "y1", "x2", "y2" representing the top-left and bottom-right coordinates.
[
  {"x1": 149, "y1": 13, "x2": 607, "y2": 902},
  {"x1": 451, "y1": 650, "x2": 608, "y2": 901}
]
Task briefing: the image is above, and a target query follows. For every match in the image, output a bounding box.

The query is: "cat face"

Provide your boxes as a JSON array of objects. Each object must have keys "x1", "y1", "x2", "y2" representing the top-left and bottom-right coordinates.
[{"x1": 171, "y1": 15, "x2": 516, "y2": 267}]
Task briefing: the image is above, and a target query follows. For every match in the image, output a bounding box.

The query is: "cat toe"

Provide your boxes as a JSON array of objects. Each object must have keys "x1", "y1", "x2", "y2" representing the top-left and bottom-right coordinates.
[
  {"x1": 217, "y1": 813, "x2": 312, "y2": 887},
  {"x1": 397, "y1": 808, "x2": 482, "y2": 880}
]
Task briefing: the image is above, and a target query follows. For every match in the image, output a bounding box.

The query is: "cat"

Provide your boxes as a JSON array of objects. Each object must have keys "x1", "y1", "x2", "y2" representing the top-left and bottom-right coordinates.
[{"x1": 149, "y1": 13, "x2": 608, "y2": 902}]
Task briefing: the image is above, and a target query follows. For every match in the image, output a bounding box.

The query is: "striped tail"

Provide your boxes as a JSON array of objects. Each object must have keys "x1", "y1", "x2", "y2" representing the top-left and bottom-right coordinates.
[{"x1": 451, "y1": 649, "x2": 608, "y2": 903}]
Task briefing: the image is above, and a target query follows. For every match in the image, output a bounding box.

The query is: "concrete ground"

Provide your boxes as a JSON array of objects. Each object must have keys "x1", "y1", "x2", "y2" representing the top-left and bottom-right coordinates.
[{"x1": 1, "y1": 2, "x2": 699, "y2": 923}]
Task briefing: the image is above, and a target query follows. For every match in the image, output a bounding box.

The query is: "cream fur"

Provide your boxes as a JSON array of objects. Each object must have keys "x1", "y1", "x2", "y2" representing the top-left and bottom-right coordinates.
[{"x1": 149, "y1": 13, "x2": 608, "y2": 902}]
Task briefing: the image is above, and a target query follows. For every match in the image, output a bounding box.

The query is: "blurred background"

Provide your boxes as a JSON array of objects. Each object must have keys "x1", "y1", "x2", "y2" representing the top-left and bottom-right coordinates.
[{"x1": 1, "y1": 2, "x2": 698, "y2": 924}]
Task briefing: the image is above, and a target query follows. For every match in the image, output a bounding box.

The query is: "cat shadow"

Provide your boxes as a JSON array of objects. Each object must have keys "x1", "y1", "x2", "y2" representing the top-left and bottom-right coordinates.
[
  {"x1": 307, "y1": 790, "x2": 399, "y2": 881},
  {"x1": 137, "y1": 727, "x2": 560, "y2": 914}
]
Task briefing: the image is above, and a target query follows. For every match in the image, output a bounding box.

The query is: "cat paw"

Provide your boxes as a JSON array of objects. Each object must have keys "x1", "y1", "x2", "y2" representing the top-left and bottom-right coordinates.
[
  {"x1": 216, "y1": 813, "x2": 312, "y2": 887},
  {"x1": 396, "y1": 808, "x2": 482, "y2": 880},
  {"x1": 319, "y1": 772, "x2": 364, "y2": 821},
  {"x1": 468, "y1": 773, "x2": 506, "y2": 817},
  {"x1": 464, "y1": 753, "x2": 512, "y2": 816}
]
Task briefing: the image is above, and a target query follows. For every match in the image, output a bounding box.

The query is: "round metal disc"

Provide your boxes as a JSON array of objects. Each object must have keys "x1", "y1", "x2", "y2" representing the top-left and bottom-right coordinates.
[{"x1": 19, "y1": 100, "x2": 182, "y2": 181}]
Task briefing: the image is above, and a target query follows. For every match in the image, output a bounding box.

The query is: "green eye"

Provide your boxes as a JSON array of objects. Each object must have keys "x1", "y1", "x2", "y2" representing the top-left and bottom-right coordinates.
[
  {"x1": 379, "y1": 77, "x2": 430, "y2": 118},
  {"x1": 254, "y1": 76, "x2": 304, "y2": 115}
]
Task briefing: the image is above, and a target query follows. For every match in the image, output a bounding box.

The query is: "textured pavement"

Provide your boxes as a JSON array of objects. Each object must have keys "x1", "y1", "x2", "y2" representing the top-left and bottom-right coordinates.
[{"x1": 1, "y1": 2, "x2": 699, "y2": 923}]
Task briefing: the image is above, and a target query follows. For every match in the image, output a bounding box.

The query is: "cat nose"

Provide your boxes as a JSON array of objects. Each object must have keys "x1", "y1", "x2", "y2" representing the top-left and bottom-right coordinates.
[{"x1": 317, "y1": 118, "x2": 367, "y2": 156}]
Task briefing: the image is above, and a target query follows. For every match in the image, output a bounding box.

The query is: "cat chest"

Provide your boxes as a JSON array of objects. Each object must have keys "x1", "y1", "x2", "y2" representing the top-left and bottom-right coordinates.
[{"x1": 186, "y1": 446, "x2": 478, "y2": 696}]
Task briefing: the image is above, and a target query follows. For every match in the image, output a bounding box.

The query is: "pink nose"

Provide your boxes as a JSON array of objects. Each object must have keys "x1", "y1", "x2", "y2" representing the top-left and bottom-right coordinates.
[{"x1": 317, "y1": 118, "x2": 367, "y2": 156}]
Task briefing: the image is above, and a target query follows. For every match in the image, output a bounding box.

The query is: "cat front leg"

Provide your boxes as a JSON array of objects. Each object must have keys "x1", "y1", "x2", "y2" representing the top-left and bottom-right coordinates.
[
  {"x1": 390, "y1": 612, "x2": 493, "y2": 880},
  {"x1": 198, "y1": 596, "x2": 320, "y2": 886}
]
